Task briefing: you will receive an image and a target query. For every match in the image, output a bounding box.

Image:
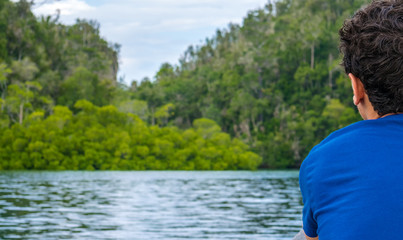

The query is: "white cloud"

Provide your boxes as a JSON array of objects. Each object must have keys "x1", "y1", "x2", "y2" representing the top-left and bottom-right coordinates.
[
  {"x1": 32, "y1": 0, "x2": 269, "y2": 83},
  {"x1": 34, "y1": 0, "x2": 94, "y2": 17}
]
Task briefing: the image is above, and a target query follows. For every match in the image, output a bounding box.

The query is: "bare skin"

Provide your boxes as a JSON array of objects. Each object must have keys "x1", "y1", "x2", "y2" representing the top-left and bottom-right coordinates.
[
  {"x1": 304, "y1": 233, "x2": 319, "y2": 240},
  {"x1": 349, "y1": 73, "x2": 380, "y2": 120}
]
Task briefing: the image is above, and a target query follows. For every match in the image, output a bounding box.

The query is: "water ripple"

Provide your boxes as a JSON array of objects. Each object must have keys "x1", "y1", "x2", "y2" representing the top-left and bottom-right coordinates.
[{"x1": 0, "y1": 171, "x2": 302, "y2": 239}]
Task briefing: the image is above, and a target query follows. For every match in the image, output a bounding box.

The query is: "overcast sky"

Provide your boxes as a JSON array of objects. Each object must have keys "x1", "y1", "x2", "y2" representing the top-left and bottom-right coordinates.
[{"x1": 32, "y1": 0, "x2": 269, "y2": 84}]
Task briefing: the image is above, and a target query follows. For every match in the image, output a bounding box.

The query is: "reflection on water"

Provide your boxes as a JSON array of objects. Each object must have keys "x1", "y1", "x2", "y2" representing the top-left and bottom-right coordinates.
[{"x1": 0, "y1": 171, "x2": 302, "y2": 239}]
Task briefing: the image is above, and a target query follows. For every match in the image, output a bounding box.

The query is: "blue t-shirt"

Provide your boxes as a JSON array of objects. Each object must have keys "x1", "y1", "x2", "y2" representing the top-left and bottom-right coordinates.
[{"x1": 299, "y1": 114, "x2": 403, "y2": 240}]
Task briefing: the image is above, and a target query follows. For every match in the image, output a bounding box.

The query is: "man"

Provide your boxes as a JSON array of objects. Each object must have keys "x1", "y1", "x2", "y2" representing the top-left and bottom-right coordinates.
[{"x1": 299, "y1": 0, "x2": 403, "y2": 239}]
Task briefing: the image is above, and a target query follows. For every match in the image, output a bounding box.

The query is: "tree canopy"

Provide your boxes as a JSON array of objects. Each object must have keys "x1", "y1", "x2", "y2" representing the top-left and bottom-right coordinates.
[
  {"x1": 132, "y1": 0, "x2": 367, "y2": 168},
  {"x1": 0, "y1": 0, "x2": 370, "y2": 170}
]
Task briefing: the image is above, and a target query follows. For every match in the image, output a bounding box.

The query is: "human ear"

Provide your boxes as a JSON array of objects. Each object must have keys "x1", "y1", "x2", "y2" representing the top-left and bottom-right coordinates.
[{"x1": 349, "y1": 73, "x2": 365, "y2": 106}]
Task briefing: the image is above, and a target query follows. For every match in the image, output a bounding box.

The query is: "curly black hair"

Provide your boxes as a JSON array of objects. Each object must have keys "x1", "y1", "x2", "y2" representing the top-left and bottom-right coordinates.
[{"x1": 339, "y1": 0, "x2": 403, "y2": 116}]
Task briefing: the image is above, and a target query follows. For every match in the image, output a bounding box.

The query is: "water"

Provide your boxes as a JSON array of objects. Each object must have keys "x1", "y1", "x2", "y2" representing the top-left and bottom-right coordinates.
[{"x1": 0, "y1": 171, "x2": 302, "y2": 239}]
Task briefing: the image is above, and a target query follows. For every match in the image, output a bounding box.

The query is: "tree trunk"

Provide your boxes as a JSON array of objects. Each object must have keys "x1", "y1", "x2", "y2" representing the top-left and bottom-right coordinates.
[
  {"x1": 83, "y1": 29, "x2": 86, "y2": 47},
  {"x1": 258, "y1": 68, "x2": 264, "y2": 124},
  {"x1": 18, "y1": 48, "x2": 22, "y2": 61},
  {"x1": 310, "y1": 44, "x2": 315, "y2": 69},
  {"x1": 1, "y1": 90, "x2": 5, "y2": 111},
  {"x1": 19, "y1": 103, "x2": 23, "y2": 124},
  {"x1": 328, "y1": 53, "x2": 333, "y2": 89},
  {"x1": 151, "y1": 107, "x2": 155, "y2": 126},
  {"x1": 258, "y1": 67, "x2": 263, "y2": 99},
  {"x1": 251, "y1": 114, "x2": 257, "y2": 134}
]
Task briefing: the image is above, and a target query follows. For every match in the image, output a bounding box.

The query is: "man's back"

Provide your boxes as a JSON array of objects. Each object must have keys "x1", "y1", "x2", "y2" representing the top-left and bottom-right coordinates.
[
  {"x1": 300, "y1": 114, "x2": 403, "y2": 239},
  {"x1": 299, "y1": 1, "x2": 403, "y2": 239}
]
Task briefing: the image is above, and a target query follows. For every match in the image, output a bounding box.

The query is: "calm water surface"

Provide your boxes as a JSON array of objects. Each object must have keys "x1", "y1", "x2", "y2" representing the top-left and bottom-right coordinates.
[{"x1": 0, "y1": 171, "x2": 302, "y2": 239}]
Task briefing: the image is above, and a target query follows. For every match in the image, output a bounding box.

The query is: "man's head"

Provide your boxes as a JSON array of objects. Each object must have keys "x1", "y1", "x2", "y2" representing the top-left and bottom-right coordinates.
[{"x1": 339, "y1": 0, "x2": 403, "y2": 117}]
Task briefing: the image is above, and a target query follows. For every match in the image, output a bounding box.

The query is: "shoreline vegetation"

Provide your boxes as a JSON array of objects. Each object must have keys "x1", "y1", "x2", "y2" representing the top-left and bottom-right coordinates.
[
  {"x1": 1, "y1": 101, "x2": 261, "y2": 170},
  {"x1": 0, "y1": 0, "x2": 367, "y2": 170}
]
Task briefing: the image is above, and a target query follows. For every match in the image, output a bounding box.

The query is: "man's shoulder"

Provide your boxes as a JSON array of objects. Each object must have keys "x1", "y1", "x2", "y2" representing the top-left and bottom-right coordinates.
[
  {"x1": 302, "y1": 115, "x2": 403, "y2": 170},
  {"x1": 318, "y1": 115, "x2": 403, "y2": 150},
  {"x1": 304, "y1": 120, "x2": 366, "y2": 162}
]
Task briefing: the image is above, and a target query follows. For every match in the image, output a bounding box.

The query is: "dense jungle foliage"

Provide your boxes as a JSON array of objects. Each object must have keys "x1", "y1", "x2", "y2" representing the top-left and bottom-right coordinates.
[
  {"x1": 0, "y1": 0, "x2": 369, "y2": 170},
  {"x1": 133, "y1": 0, "x2": 369, "y2": 168},
  {"x1": 1, "y1": 101, "x2": 260, "y2": 170}
]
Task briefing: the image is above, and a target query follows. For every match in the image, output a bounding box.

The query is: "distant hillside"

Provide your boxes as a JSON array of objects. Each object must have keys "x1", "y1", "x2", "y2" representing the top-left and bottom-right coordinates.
[
  {"x1": 0, "y1": 0, "x2": 119, "y2": 117},
  {"x1": 0, "y1": 0, "x2": 371, "y2": 170},
  {"x1": 0, "y1": 0, "x2": 262, "y2": 171},
  {"x1": 132, "y1": 0, "x2": 368, "y2": 168}
]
